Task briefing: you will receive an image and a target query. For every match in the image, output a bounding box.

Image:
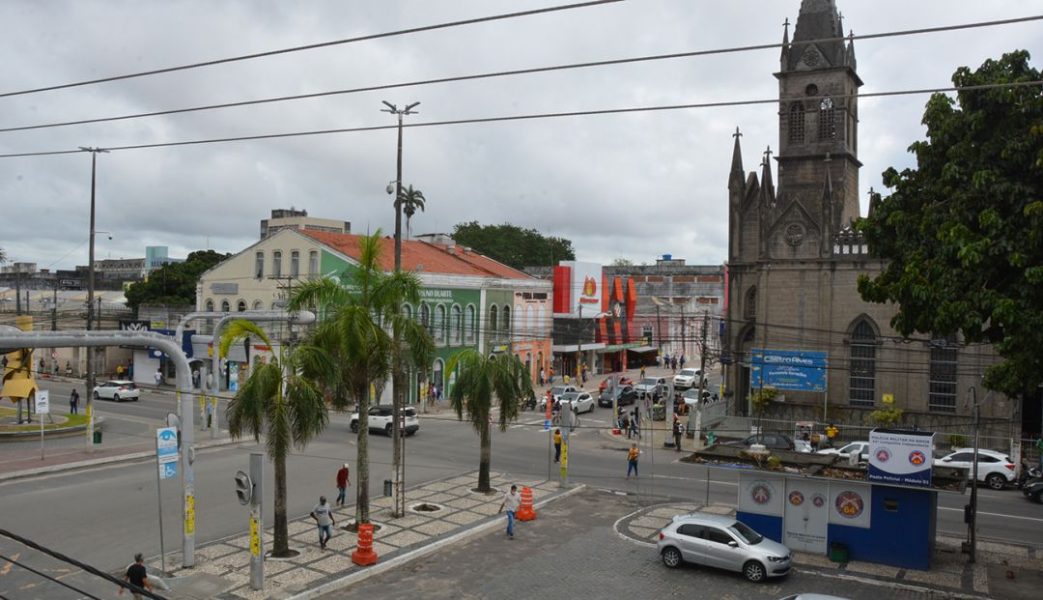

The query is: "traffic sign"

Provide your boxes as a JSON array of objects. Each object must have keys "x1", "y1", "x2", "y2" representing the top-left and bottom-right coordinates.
[
  {"x1": 156, "y1": 427, "x2": 178, "y2": 464},
  {"x1": 160, "y1": 461, "x2": 178, "y2": 480},
  {"x1": 35, "y1": 390, "x2": 50, "y2": 415}
]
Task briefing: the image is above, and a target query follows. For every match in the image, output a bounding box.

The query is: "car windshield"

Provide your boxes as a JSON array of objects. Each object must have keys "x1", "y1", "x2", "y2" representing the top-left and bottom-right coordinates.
[
  {"x1": 679, "y1": 369, "x2": 698, "y2": 377},
  {"x1": 561, "y1": 392, "x2": 580, "y2": 401},
  {"x1": 551, "y1": 386, "x2": 569, "y2": 395},
  {"x1": 729, "y1": 521, "x2": 763, "y2": 545},
  {"x1": 682, "y1": 389, "x2": 699, "y2": 399},
  {"x1": 639, "y1": 378, "x2": 657, "y2": 386}
]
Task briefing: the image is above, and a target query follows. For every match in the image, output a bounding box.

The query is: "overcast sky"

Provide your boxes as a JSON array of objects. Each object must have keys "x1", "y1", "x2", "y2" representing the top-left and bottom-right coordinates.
[{"x1": 1, "y1": 0, "x2": 1040, "y2": 271}]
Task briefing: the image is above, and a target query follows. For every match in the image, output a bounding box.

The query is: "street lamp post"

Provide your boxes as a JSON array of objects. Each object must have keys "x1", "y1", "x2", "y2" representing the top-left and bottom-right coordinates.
[
  {"x1": 80, "y1": 146, "x2": 108, "y2": 452},
  {"x1": 381, "y1": 100, "x2": 419, "y2": 518}
]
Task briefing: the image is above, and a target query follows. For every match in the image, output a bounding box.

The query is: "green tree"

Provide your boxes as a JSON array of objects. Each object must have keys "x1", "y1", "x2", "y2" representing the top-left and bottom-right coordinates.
[
  {"x1": 220, "y1": 320, "x2": 332, "y2": 557},
  {"x1": 857, "y1": 50, "x2": 1043, "y2": 395},
  {"x1": 399, "y1": 185, "x2": 426, "y2": 239},
  {"x1": 125, "y1": 250, "x2": 229, "y2": 311},
  {"x1": 446, "y1": 349, "x2": 533, "y2": 492},
  {"x1": 451, "y1": 221, "x2": 575, "y2": 269},
  {"x1": 288, "y1": 231, "x2": 433, "y2": 525}
]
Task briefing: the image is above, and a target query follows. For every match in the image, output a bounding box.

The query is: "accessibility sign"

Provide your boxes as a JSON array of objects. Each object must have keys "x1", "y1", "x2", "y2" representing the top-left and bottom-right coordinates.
[
  {"x1": 160, "y1": 461, "x2": 178, "y2": 480},
  {"x1": 157, "y1": 426, "x2": 179, "y2": 480}
]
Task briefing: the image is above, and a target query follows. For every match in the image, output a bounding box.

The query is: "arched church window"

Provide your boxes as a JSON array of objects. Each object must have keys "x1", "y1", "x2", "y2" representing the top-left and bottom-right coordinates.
[
  {"x1": 743, "y1": 286, "x2": 756, "y2": 321},
  {"x1": 849, "y1": 319, "x2": 876, "y2": 407},
  {"x1": 788, "y1": 103, "x2": 805, "y2": 144},
  {"x1": 818, "y1": 97, "x2": 836, "y2": 140}
]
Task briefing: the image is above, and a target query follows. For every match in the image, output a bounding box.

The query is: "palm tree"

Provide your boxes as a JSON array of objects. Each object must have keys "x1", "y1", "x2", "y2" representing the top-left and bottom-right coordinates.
[
  {"x1": 446, "y1": 349, "x2": 533, "y2": 492},
  {"x1": 288, "y1": 231, "x2": 433, "y2": 525},
  {"x1": 399, "y1": 185, "x2": 426, "y2": 239},
  {"x1": 220, "y1": 320, "x2": 332, "y2": 557}
]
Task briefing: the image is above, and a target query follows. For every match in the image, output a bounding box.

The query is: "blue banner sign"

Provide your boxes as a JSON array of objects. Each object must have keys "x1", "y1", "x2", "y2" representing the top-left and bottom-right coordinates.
[{"x1": 750, "y1": 348, "x2": 827, "y2": 392}]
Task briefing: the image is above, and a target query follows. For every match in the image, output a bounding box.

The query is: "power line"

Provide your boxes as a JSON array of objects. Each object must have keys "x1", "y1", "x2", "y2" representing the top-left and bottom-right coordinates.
[
  {"x1": 1, "y1": 79, "x2": 1039, "y2": 160},
  {"x1": 0, "y1": 0, "x2": 625, "y2": 100},
  {"x1": 0, "y1": 554, "x2": 104, "y2": 600},
  {"x1": 3, "y1": 13, "x2": 1040, "y2": 134}
]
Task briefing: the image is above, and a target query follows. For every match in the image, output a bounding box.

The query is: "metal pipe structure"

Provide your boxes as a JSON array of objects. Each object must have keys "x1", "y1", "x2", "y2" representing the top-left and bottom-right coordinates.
[{"x1": 0, "y1": 330, "x2": 196, "y2": 566}]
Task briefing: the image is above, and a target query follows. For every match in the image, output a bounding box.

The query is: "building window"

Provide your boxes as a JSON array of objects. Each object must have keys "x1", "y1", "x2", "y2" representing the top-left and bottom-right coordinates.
[
  {"x1": 642, "y1": 325, "x2": 653, "y2": 344},
  {"x1": 451, "y1": 304, "x2": 463, "y2": 344},
  {"x1": 818, "y1": 97, "x2": 836, "y2": 140},
  {"x1": 434, "y1": 304, "x2": 446, "y2": 345},
  {"x1": 309, "y1": 251, "x2": 319, "y2": 276},
  {"x1": 419, "y1": 304, "x2": 431, "y2": 334},
  {"x1": 252, "y1": 300, "x2": 263, "y2": 310},
  {"x1": 255, "y1": 252, "x2": 264, "y2": 279},
  {"x1": 237, "y1": 300, "x2": 247, "y2": 312},
  {"x1": 928, "y1": 337, "x2": 958, "y2": 412},
  {"x1": 205, "y1": 299, "x2": 214, "y2": 312},
  {"x1": 401, "y1": 303, "x2": 413, "y2": 320},
  {"x1": 465, "y1": 305, "x2": 477, "y2": 343},
  {"x1": 221, "y1": 300, "x2": 230, "y2": 312},
  {"x1": 743, "y1": 286, "x2": 757, "y2": 320},
  {"x1": 788, "y1": 103, "x2": 805, "y2": 144},
  {"x1": 502, "y1": 306, "x2": 511, "y2": 335},
  {"x1": 272, "y1": 251, "x2": 282, "y2": 278},
  {"x1": 290, "y1": 251, "x2": 299, "y2": 278},
  {"x1": 489, "y1": 305, "x2": 498, "y2": 337},
  {"x1": 849, "y1": 319, "x2": 876, "y2": 407}
]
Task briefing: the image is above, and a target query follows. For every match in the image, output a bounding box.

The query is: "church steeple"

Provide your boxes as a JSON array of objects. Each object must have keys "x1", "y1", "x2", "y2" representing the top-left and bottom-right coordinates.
[
  {"x1": 759, "y1": 147, "x2": 775, "y2": 206},
  {"x1": 729, "y1": 127, "x2": 745, "y2": 196},
  {"x1": 787, "y1": 0, "x2": 846, "y2": 72}
]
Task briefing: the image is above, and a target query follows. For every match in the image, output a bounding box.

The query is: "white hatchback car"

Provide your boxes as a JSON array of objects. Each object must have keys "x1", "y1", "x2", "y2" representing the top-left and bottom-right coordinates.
[
  {"x1": 559, "y1": 391, "x2": 595, "y2": 414},
  {"x1": 92, "y1": 380, "x2": 140, "y2": 402},
  {"x1": 816, "y1": 441, "x2": 870, "y2": 464},
  {"x1": 937, "y1": 448, "x2": 1016, "y2": 490}
]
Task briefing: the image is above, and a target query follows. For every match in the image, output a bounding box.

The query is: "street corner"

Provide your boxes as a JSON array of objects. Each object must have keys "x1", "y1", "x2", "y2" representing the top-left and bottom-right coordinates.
[{"x1": 612, "y1": 501, "x2": 707, "y2": 546}]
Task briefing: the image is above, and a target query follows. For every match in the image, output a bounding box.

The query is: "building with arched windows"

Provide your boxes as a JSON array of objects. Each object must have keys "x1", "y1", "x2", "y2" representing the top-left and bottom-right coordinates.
[{"x1": 722, "y1": 0, "x2": 1018, "y2": 440}]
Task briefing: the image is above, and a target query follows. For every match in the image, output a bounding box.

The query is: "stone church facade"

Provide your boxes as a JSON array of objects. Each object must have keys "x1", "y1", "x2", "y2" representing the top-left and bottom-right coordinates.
[{"x1": 721, "y1": 0, "x2": 1017, "y2": 441}]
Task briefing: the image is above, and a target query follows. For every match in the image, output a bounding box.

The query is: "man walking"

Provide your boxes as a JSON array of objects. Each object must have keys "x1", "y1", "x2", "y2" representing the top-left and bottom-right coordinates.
[
  {"x1": 498, "y1": 484, "x2": 521, "y2": 539},
  {"x1": 553, "y1": 428, "x2": 562, "y2": 463},
  {"x1": 69, "y1": 388, "x2": 79, "y2": 415},
  {"x1": 630, "y1": 407, "x2": 641, "y2": 439},
  {"x1": 335, "y1": 463, "x2": 350, "y2": 506},
  {"x1": 154, "y1": 368, "x2": 163, "y2": 387},
  {"x1": 626, "y1": 443, "x2": 640, "y2": 479},
  {"x1": 672, "y1": 417, "x2": 684, "y2": 452},
  {"x1": 118, "y1": 553, "x2": 152, "y2": 599},
  {"x1": 311, "y1": 496, "x2": 335, "y2": 549}
]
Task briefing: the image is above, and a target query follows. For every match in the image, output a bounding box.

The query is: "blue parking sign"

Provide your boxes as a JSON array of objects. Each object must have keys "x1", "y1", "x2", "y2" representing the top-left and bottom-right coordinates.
[{"x1": 161, "y1": 461, "x2": 178, "y2": 480}]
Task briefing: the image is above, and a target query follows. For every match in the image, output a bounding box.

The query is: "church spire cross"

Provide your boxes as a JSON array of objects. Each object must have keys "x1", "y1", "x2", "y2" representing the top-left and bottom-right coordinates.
[{"x1": 733, "y1": 127, "x2": 743, "y2": 139}]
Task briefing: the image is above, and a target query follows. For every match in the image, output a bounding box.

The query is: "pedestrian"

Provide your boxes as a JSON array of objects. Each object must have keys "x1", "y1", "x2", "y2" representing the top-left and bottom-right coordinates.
[
  {"x1": 629, "y1": 410, "x2": 640, "y2": 439},
  {"x1": 192, "y1": 369, "x2": 200, "y2": 389},
  {"x1": 672, "y1": 417, "x2": 684, "y2": 452},
  {"x1": 205, "y1": 400, "x2": 213, "y2": 430},
  {"x1": 118, "y1": 553, "x2": 152, "y2": 599},
  {"x1": 622, "y1": 413, "x2": 631, "y2": 439},
  {"x1": 810, "y1": 430, "x2": 822, "y2": 452},
  {"x1": 116, "y1": 363, "x2": 125, "y2": 379},
  {"x1": 205, "y1": 371, "x2": 214, "y2": 391},
  {"x1": 670, "y1": 356, "x2": 678, "y2": 372},
  {"x1": 639, "y1": 365, "x2": 646, "y2": 380},
  {"x1": 626, "y1": 443, "x2": 640, "y2": 479},
  {"x1": 539, "y1": 368, "x2": 545, "y2": 386},
  {"x1": 548, "y1": 367, "x2": 554, "y2": 384},
  {"x1": 825, "y1": 423, "x2": 839, "y2": 447},
  {"x1": 553, "y1": 428, "x2": 562, "y2": 462},
  {"x1": 154, "y1": 368, "x2": 163, "y2": 387},
  {"x1": 335, "y1": 463, "x2": 350, "y2": 506},
  {"x1": 581, "y1": 363, "x2": 588, "y2": 383},
  {"x1": 311, "y1": 496, "x2": 335, "y2": 549},
  {"x1": 680, "y1": 354, "x2": 686, "y2": 368},
  {"x1": 69, "y1": 389, "x2": 79, "y2": 415},
  {"x1": 498, "y1": 484, "x2": 521, "y2": 539},
  {"x1": 1036, "y1": 436, "x2": 1043, "y2": 471},
  {"x1": 1, "y1": 355, "x2": 7, "y2": 372},
  {"x1": 65, "y1": 360, "x2": 72, "y2": 376}
]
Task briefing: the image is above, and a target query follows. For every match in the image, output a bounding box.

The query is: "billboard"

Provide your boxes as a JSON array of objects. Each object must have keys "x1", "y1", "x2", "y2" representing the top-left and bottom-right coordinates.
[
  {"x1": 868, "y1": 429, "x2": 935, "y2": 487},
  {"x1": 553, "y1": 261, "x2": 602, "y2": 318},
  {"x1": 749, "y1": 348, "x2": 827, "y2": 392}
]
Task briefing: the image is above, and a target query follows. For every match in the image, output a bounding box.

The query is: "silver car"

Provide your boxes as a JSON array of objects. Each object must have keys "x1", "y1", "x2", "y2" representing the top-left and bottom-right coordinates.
[{"x1": 657, "y1": 513, "x2": 791, "y2": 582}]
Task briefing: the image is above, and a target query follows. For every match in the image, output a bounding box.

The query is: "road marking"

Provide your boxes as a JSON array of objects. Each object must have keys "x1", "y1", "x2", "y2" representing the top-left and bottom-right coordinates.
[{"x1": 938, "y1": 506, "x2": 1043, "y2": 523}]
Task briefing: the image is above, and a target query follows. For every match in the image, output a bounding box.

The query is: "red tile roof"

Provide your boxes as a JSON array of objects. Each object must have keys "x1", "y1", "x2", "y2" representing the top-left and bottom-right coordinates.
[{"x1": 299, "y1": 230, "x2": 534, "y2": 280}]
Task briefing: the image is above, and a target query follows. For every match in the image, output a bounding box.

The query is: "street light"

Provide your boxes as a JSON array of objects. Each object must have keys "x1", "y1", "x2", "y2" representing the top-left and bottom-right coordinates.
[
  {"x1": 379, "y1": 101, "x2": 420, "y2": 272},
  {"x1": 80, "y1": 145, "x2": 109, "y2": 452}
]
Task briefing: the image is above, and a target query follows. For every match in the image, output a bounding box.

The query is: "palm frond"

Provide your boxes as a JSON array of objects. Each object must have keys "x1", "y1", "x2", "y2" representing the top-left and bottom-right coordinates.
[{"x1": 218, "y1": 319, "x2": 273, "y2": 358}]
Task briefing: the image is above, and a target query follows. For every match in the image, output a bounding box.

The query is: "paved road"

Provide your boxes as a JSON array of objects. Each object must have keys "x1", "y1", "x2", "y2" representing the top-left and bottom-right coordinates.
[{"x1": 1, "y1": 398, "x2": 1040, "y2": 596}]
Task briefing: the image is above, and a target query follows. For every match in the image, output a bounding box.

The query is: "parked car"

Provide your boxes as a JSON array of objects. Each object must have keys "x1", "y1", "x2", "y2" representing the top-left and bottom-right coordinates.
[
  {"x1": 559, "y1": 391, "x2": 595, "y2": 414},
  {"x1": 1022, "y1": 477, "x2": 1043, "y2": 503},
  {"x1": 657, "y1": 513, "x2": 791, "y2": 582},
  {"x1": 816, "y1": 441, "x2": 870, "y2": 464},
  {"x1": 539, "y1": 385, "x2": 578, "y2": 410},
  {"x1": 634, "y1": 377, "x2": 667, "y2": 400},
  {"x1": 598, "y1": 376, "x2": 634, "y2": 393},
  {"x1": 349, "y1": 405, "x2": 419, "y2": 436},
  {"x1": 937, "y1": 448, "x2": 1016, "y2": 490},
  {"x1": 673, "y1": 368, "x2": 703, "y2": 390},
  {"x1": 726, "y1": 433, "x2": 799, "y2": 452},
  {"x1": 92, "y1": 380, "x2": 140, "y2": 402},
  {"x1": 598, "y1": 385, "x2": 638, "y2": 408}
]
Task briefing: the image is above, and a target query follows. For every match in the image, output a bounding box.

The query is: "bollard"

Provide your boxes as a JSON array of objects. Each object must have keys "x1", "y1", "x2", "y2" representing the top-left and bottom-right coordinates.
[
  {"x1": 351, "y1": 523, "x2": 379, "y2": 566},
  {"x1": 516, "y1": 486, "x2": 536, "y2": 521}
]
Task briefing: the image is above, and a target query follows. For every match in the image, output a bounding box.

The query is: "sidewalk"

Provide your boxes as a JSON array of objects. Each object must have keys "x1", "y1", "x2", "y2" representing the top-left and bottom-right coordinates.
[
  {"x1": 152, "y1": 471, "x2": 579, "y2": 600},
  {"x1": 615, "y1": 501, "x2": 1042, "y2": 599}
]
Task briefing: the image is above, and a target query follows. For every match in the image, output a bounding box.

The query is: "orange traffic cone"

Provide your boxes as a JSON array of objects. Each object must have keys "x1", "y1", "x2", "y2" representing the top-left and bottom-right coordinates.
[
  {"x1": 351, "y1": 523, "x2": 379, "y2": 566},
  {"x1": 516, "y1": 486, "x2": 536, "y2": 521}
]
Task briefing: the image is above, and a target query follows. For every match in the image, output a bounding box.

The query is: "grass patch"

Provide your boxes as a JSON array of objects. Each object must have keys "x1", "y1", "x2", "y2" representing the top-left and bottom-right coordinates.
[{"x1": 0, "y1": 406, "x2": 89, "y2": 432}]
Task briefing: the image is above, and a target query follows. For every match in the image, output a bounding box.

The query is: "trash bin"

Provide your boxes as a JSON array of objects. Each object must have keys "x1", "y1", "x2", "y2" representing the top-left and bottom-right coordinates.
[
  {"x1": 383, "y1": 479, "x2": 393, "y2": 497},
  {"x1": 93, "y1": 430, "x2": 103, "y2": 444},
  {"x1": 828, "y1": 541, "x2": 849, "y2": 563},
  {"x1": 652, "y1": 404, "x2": 666, "y2": 421}
]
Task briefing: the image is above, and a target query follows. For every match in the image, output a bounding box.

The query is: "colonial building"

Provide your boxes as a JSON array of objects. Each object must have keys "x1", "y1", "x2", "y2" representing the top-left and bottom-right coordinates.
[{"x1": 722, "y1": 0, "x2": 1016, "y2": 440}]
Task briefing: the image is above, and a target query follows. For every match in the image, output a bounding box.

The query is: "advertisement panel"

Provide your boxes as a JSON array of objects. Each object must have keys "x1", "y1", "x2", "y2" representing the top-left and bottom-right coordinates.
[
  {"x1": 738, "y1": 472, "x2": 785, "y2": 517},
  {"x1": 868, "y1": 429, "x2": 935, "y2": 487},
  {"x1": 750, "y1": 348, "x2": 827, "y2": 392},
  {"x1": 555, "y1": 261, "x2": 602, "y2": 318}
]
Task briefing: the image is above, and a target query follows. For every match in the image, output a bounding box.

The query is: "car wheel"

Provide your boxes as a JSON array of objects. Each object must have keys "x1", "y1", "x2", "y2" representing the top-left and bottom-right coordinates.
[
  {"x1": 350, "y1": 423, "x2": 358, "y2": 433},
  {"x1": 113, "y1": 394, "x2": 121, "y2": 402},
  {"x1": 985, "y1": 473, "x2": 1006, "y2": 490},
  {"x1": 743, "y1": 560, "x2": 766, "y2": 582},
  {"x1": 385, "y1": 424, "x2": 393, "y2": 436},
  {"x1": 661, "y1": 547, "x2": 682, "y2": 568}
]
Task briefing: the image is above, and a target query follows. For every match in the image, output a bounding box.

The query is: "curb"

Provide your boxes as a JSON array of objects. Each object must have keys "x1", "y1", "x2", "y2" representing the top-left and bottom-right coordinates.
[{"x1": 284, "y1": 484, "x2": 587, "y2": 600}]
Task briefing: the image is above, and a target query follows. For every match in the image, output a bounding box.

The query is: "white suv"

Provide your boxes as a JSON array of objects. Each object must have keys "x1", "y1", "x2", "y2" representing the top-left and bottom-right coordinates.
[
  {"x1": 937, "y1": 448, "x2": 1016, "y2": 490},
  {"x1": 673, "y1": 368, "x2": 703, "y2": 390},
  {"x1": 350, "y1": 405, "x2": 419, "y2": 436}
]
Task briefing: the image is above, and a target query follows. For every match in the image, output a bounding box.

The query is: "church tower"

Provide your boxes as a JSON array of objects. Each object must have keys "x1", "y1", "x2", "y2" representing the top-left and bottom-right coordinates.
[{"x1": 773, "y1": 0, "x2": 862, "y2": 257}]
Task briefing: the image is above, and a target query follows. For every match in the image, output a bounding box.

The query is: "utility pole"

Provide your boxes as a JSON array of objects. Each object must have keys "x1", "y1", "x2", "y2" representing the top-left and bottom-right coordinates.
[
  {"x1": 575, "y1": 304, "x2": 583, "y2": 386},
  {"x1": 680, "y1": 305, "x2": 686, "y2": 363},
  {"x1": 655, "y1": 304, "x2": 662, "y2": 357},
  {"x1": 80, "y1": 146, "x2": 108, "y2": 452},
  {"x1": 689, "y1": 311, "x2": 709, "y2": 440},
  {"x1": 51, "y1": 280, "x2": 58, "y2": 331},
  {"x1": 381, "y1": 100, "x2": 419, "y2": 519},
  {"x1": 965, "y1": 385, "x2": 982, "y2": 564}
]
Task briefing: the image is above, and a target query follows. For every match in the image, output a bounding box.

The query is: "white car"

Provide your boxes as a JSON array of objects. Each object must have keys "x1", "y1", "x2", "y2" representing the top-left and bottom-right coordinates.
[
  {"x1": 349, "y1": 405, "x2": 419, "y2": 436},
  {"x1": 92, "y1": 380, "x2": 140, "y2": 402},
  {"x1": 539, "y1": 385, "x2": 577, "y2": 410},
  {"x1": 673, "y1": 368, "x2": 703, "y2": 390},
  {"x1": 559, "y1": 391, "x2": 595, "y2": 414},
  {"x1": 938, "y1": 448, "x2": 1016, "y2": 490},
  {"x1": 634, "y1": 377, "x2": 667, "y2": 399},
  {"x1": 816, "y1": 441, "x2": 870, "y2": 464}
]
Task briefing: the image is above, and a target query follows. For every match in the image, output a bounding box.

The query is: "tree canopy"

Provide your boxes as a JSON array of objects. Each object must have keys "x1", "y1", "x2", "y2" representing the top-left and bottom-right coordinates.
[
  {"x1": 125, "y1": 250, "x2": 229, "y2": 311},
  {"x1": 856, "y1": 50, "x2": 1043, "y2": 395},
  {"x1": 451, "y1": 221, "x2": 575, "y2": 269}
]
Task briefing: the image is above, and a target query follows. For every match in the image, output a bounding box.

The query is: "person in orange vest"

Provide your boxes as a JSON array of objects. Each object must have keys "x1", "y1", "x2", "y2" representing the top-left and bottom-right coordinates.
[
  {"x1": 626, "y1": 443, "x2": 640, "y2": 479},
  {"x1": 553, "y1": 429, "x2": 562, "y2": 463}
]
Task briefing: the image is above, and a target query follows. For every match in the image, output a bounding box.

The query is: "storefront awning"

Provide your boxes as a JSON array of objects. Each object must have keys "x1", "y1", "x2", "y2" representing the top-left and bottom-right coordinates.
[
  {"x1": 552, "y1": 343, "x2": 606, "y2": 353},
  {"x1": 628, "y1": 345, "x2": 657, "y2": 353}
]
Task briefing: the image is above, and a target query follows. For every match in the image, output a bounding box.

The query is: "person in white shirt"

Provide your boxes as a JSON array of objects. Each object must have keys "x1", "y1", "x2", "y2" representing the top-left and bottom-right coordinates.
[
  {"x1": 498, "y1": 485, "x2": 521, "y2": 539},
  {"x1": 311, "y1": 496, "x2": 335, "y2": 550}
]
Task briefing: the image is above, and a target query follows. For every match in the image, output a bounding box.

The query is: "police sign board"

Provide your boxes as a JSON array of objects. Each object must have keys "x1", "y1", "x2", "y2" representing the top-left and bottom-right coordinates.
[
  {"x1": 156, "y1": 427, "x2": 179, "y2": 479},
  {"x1": 868, "y1": 429, "x2": 934, "y2": 487}
]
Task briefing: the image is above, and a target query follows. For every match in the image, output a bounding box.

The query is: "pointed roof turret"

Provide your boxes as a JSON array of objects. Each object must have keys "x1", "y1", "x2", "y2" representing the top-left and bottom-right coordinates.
[
  {"x1": 760, "y1": 147, "x2": 775, "y2": 206},
  {"x1": 786, "y1": 0, "x2": 845, "y2": 72},
  {"x1": 729, "y1": 127, "x2": 745, "y2": 195},
  {"x1": 846, "y1": 29, "x2": 857, "y2": 70},
  {"x1": 780, "y1": 18, "x2": 791, "y2": 67}
]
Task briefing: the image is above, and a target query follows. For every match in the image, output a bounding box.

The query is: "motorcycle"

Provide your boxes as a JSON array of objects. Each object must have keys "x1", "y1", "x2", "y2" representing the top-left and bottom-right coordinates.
[
  {"x1": 1022, "y1": 475, "x2": 1043, "y2": 503},
  {"x1": 1017, "y1": 464, "x2": 1042, "y2": 489},
  {"x1": 522, "y1": 392, "x2": 537, "y2": 411}
]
